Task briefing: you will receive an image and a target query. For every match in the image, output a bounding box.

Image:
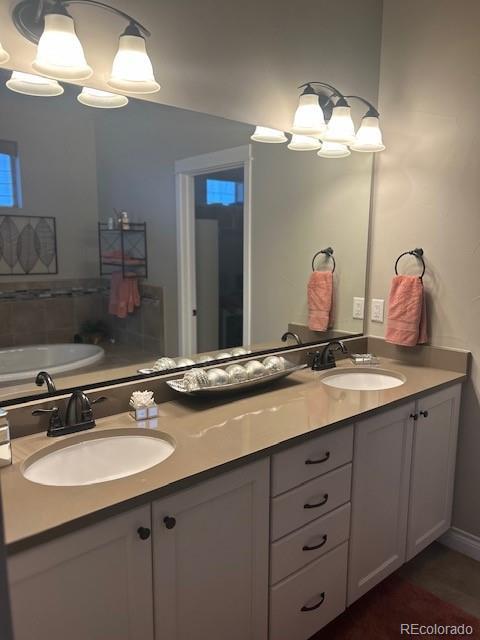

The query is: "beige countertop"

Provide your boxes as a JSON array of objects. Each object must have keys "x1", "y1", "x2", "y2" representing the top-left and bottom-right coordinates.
[{"x1": 1, "y1": 358, "x2": 466, "y2": 552}]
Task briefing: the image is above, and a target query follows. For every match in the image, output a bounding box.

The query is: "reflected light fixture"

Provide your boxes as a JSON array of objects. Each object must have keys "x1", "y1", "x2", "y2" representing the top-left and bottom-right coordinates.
[
  {"x1": 250, "y1": 126, "x2": 287, "y2": 143},
  {"x1": 288, "y1": 134, "x2": 321, "y2": 151},
  {"x1": 6, "y1": 70, "x2": 64, "y2": 96},
  {"x1": 12, "y1": 0, "x2": 159, "y2": 91},
  {"x1": 0, "y1": 40, "x2": 10, "y2": 65},
  {"x1": 251, "y1": 81, "x2": 385, "y2": 158},
  {"x1": 77, "y1": 87, "x2": 128, "y2": 108}
]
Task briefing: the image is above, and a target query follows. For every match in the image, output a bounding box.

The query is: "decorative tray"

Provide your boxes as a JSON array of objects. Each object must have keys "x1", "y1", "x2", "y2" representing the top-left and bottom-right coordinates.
[{"x1": 166, "y1": 361, "x2": 307, "y2": 397}]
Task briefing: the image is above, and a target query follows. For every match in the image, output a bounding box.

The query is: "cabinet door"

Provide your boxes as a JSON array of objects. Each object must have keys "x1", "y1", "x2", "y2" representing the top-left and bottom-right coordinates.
[
  {"x1": 8, "y1": 505, "x2": 154, "y2": 640},
  {"x1": 152, "y1": 459, "x2": 270, "y2": 640},
  {"x1": 406, "y1": 384, "x2": 461, "y2": 560},
  {"x1": 348, "y1": 402, "x2": 415, "y2": 604}
]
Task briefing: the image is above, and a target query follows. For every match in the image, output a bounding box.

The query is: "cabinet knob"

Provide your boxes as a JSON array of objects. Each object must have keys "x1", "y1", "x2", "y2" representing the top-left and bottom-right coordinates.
[
  {"x1": 137, "y1": 526, "x2": 151, "y2": 540},
  {"x1": 410, "y1": 413, "x2": 419, "y2": 421},
  {"x1": 420, "y1": 410, "x2": 429, "y2": 418},
  {"x1": 164, "y1": 516, "x2": 177, "y2": 530}
]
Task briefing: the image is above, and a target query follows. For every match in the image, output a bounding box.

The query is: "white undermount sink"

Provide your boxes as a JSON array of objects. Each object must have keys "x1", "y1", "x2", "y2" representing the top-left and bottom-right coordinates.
[
  {"x1": 321, "y1": 368, "x2": 406, "y2": 391},
  {"x1": 22, "y1": 431, "x2": 175, "y2": 487}
]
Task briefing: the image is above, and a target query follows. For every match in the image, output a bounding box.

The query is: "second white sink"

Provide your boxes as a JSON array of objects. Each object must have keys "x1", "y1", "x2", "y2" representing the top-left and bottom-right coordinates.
[
  {"x1": 321, "y1": 368, "x2": 406, "y2": 391},
  {"x1": 22, "y1": 431, "x2": 175, "y2": 487}
]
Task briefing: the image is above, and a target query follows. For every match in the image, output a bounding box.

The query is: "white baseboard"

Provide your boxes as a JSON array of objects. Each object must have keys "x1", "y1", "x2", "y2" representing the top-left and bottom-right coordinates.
[{"x1": 439, "y1": 527, "x2": 480, "y2": 562}]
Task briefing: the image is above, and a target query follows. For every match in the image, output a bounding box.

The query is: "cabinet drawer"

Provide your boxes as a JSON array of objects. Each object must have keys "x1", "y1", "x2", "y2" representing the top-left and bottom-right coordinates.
[
  {"x1": 271, "y1": 464, "x2": 351, "y2": 541},
  {"x1": 269, "y1": 542, "x2": 348, "y2": 640},
  {"x1": 272, "y1": 425, "x2": 353, "y2": 496},
  {"x1": 270, "y1": 503, "x2": 350, "y2": 584}
]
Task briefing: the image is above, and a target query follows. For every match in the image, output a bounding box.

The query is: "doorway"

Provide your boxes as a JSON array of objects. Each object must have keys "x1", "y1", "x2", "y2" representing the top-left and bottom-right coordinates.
[{"x1": 175, "y1": 146, "x2": 252, "y2": 356}]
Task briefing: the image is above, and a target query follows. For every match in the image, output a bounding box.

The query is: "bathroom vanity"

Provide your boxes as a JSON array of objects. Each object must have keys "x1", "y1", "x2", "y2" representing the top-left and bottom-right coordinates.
[{"x1": 2, "y1": 358, "x2": 465, "y2": 640}]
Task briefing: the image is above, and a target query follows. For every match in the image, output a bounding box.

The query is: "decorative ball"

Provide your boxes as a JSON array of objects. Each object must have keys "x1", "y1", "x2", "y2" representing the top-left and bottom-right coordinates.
[
  {"x1": 153, "y1": 357, "x2": 177, "y2": 371},
  {"x1": 231, "y1": 347, "x2": 248, "y2": 357},
  {"x1": 244, "y1": 360, "x2": 267, "y2": 379},
  {"x1": 206, "y1": 368, "x2": 230, "y2": 386},
  {"x1": 226, "y1": 364, "x2": 249, "y2": 383},
  {"x1": 216, "y1": 352, "x2": 232, "y2": 360},
  {"x1": 196, "y1": 354, "x2": 214, "y2": 364},
  {"x1": 183, "y1": 368, "x2": 210, "y2": 391},
  {"x1": 263, "y1": 355, "x2": 286, "y2": 372},
  {"x1": 176, "y1": 358, "x2": 195, "y2": 368}
]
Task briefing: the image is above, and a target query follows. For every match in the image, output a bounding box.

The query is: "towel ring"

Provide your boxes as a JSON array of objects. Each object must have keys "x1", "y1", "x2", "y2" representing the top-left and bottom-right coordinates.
[
  {"x1": 312, "y1": 247, "x2": 336, "y2": 273},
  {"x1": 394, "y1": 248, "x2": 425, "y2": 279}
]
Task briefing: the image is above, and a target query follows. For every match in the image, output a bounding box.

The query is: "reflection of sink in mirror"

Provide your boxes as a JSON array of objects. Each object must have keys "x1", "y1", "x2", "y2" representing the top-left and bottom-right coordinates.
[
  {"x1": 22, "y1": 432, "x2": 175, "y2": 487},
  {"x1": 0, "y1": 344, "x2": 104, "y2": 383},
  {"x1": 321, "y1": 369, "x2": 406, "y2": 391},
  {"x1": 0, "y1": 70, "x2": 372, "y2": 405}
]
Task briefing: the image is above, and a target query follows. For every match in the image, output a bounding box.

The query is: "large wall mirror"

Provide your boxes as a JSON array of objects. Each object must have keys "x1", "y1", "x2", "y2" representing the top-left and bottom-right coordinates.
[{"x1": 0, "y1": 72, "x2": 372, "y2": 404}]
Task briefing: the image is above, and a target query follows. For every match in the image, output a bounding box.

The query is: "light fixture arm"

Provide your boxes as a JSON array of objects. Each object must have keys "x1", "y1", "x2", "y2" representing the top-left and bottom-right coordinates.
[
  {"x1": 12, "y1": 0, "x2": 151, "y2": 45},
  {"x1": 344, "y1": 95, "x2": 380, "y2": 117},
  {"x1": 298, "y1": 81, "x2": 346, "y2": 100}
]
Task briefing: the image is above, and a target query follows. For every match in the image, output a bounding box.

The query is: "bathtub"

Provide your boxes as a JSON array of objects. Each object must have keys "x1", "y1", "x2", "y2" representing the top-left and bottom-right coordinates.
[{"x1": 0, "y1": 344, "x2": 105, "y2": 383}]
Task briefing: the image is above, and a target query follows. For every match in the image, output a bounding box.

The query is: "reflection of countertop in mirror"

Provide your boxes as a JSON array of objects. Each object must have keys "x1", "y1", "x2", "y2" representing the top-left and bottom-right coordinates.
[{"x1": 1, "y1": 358, "x2": 466, "y2": 551}]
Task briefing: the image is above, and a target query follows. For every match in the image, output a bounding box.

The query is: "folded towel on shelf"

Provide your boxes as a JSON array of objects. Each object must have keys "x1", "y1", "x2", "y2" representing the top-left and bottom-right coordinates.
[
  {"x1": 307, "y1": 270, "x2": 333, "y2": 331},
  {"x1": 108, "y1": 271, "x2": 141, "y2": 319},
  {"x1": 385, "y1": 275, "x2": 428, "y2": 347}
]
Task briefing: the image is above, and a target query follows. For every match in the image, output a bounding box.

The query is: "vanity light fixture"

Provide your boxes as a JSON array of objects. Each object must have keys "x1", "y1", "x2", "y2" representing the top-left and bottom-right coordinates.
[
  {"x1": 250, "y1": 126, "x2": 287, "y2": 143},
  {"x1": 12, "y1": 0, "x2": 159, "y2": 91},
  {"x1": 0, "y1": 40, "x2": 10, "y2": 64},
  {"x1": 6, "y1": 70, "x2": 64, "y2": 96},
  {"x1": 77, "y1": 86, "x2": 128, "y2": 108},
  {"x1": 250, "y1": 81, "x2": 385, "y2": 157}
]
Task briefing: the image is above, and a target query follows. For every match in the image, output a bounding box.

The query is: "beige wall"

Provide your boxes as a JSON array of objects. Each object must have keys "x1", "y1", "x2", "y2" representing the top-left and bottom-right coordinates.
[
  {"x1": 251, "y1": 142, "x2": 372, "y2": 343},
  {"x1": 369, "y1": 0, "x2": 480, "y2": 538}
]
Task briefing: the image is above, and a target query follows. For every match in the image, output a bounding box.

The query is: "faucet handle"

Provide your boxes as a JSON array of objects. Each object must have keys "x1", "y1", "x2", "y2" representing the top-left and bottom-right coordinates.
[{"x1": 32, "y1": 407, "x2": 64, "y2": 435}]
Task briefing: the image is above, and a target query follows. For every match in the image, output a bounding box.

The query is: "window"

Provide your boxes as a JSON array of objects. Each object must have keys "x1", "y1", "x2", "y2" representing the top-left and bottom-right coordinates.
[
  {"x1": 0, "y1": 141, "x2": 21, "y2": 208},
  {"x1": 206, "y1": 179, "x2": 244, "y2": 206}
]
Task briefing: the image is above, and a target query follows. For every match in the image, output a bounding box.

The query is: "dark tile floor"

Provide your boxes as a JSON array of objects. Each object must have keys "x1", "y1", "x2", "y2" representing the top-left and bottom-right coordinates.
[{"x1": 399, "y1": 542, "x2": 480, "y2": 618}]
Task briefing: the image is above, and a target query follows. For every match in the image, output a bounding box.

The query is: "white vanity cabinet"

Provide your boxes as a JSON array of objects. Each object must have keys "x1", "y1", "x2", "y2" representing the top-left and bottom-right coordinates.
[
  {"x1": 151, "y1": 458, "x2": 270, "y2": 640},
  {"x1": 348, "y1": 383, "x2": 461, "y2": 605},
  {"x1": 8, "y1": 504, "x2": 154, "y2": 640}
]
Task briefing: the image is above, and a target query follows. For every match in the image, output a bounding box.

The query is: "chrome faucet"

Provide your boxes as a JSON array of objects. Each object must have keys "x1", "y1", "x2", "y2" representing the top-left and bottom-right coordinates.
[
  {"x1": 310, "y1": 340, "x2": 348, "y2": 371},
  {"x1": 281, "y1": 331, "x2": 302, "y2": 345},
  {"x1": 35, "y1": 371, "x2": 57, "y2": 394},
  {"x1": 32, "y1": 390, "x2": 107, "y2": 437}
]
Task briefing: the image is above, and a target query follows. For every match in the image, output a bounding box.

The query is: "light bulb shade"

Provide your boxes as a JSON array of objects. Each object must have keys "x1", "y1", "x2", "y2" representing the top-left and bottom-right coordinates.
[
  {"x1": 287, "y1": 134, "x2": 321, "y2": 151},
  {"x1": 0, "y1": 41, "x2": 10, "y2": 65},
  {"x1": 6, "y1": 71, "x2": 64, "y2": 96},
  {"x1": 350, "y1": 116, "x2": 385, "y2": 152},
  {"x1": 317, "y1": 142, "x2": 351, "y2": 158},
  {"x1": 291, "y1": 93, "x2": 326, "y2": 137},
  {"x1": 77, "y1": 87, "x2": 128, "y2": 108},
  {"x1": 32, "y1": 13, "x2": 92, "y2": 81},
  {"x1": 107, "y1": 34, "x2": 160, "y2": 94},
  {"x1": 323, "y1": 105, "x2": 356, "y2": 144},
  {"x1": 250, "y1": 126, "x2": 287, "y2": 143}
]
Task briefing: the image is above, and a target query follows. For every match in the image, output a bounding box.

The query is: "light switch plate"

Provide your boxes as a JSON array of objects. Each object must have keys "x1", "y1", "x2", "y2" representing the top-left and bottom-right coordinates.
[
  {"x1": 353, "y1": 297, "x2": 365, "y2": 319},
  {"x1": 371, "y1": 298, "x2": 385, "y2": 323}
]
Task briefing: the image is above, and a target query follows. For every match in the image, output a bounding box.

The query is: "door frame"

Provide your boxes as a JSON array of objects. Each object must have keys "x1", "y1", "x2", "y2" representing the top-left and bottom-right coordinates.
[{"x1": 175, "y1": 145, "x2": 253, "y2": 356}]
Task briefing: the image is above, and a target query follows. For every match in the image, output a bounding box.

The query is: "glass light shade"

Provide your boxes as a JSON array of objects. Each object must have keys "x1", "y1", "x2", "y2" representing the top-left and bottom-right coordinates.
[
  {"x1": 317, "y1": 142, "x2": 351, "y2": 158},
  {"x1": 6, "y1": 71, "x2": 64, "y2": 96},
  {"x1": 107, "y1": 34, "x2": 160, "y2": 94},
  {"x1": 323, "y1": 105, "x2": 356, "y2": 144},
  {"x1": 287, "y1": 134, "x2": 322, "y2": 151},
  {"x1": 32, "y1": 13, "x2": 92, "y2": 81},
  {"x1": 250, "y1": 126, "x2": 287, "y2": 143},
  {"x1": 291, "y1": 93, "x2": 326, "y2": 137},
  {"x1": 0, "y1": 41, "x2": 10, "y2": 65},
  {"x1": 350, "y1": 116, "x2": 385, "y2": 152},
  {"x1": 77, "y1": 87, "x2": 128, "y2": 108}
]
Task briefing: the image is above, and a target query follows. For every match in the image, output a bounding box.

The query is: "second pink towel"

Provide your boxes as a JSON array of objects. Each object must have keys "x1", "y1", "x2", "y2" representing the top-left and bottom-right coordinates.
[
  {"x1": 385, "y1": 275, "x2": 428, "y2": 347},
  {"x1": 308, "y1": 271, "x2": 333, "y2": 331}
]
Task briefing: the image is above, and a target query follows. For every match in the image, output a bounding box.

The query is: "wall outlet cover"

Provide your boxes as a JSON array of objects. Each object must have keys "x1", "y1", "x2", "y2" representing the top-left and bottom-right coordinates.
[
  {"x1": 371, "y1": 298, "x2": 385, "y2": 323},
  {"x1": 353, "y1": 297, "x2": 365, "y2": 320}
]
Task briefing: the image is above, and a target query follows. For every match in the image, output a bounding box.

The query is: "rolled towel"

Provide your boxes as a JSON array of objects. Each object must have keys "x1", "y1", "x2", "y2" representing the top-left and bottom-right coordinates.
[
  {"x1": 385, "y1": 275, "x2": 428, "y2": 347},
  {"x1": 308, "y1": 271, "x2": 333, "y2": 331}
]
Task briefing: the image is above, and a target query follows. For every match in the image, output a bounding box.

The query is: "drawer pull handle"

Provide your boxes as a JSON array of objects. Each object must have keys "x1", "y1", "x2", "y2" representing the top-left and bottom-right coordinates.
[
  {"x1": 305, "y1": 452, "x2": 330, "y2": 465},
  {"x1": 303, "y1": 534, "x2": 328, "y2": 551},
  {"x1": 304, "y1": 494, "x2": 329, "y2": 509},
  {"x1": 301, "y1": 592, "x2": 325, "y2": 612}
]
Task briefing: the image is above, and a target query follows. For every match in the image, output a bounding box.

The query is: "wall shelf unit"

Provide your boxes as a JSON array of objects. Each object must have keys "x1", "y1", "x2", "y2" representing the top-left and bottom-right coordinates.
[{"x1": 98, "y1": 222, "x2": 148, "y2": 279}]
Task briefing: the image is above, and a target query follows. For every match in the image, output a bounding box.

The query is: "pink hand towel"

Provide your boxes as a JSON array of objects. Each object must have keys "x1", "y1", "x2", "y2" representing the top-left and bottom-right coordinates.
[
  {"x1": 108, "y1": 272, "x2": 141, "y2": 319},
  {"x1": 308, "y1": 271, "x2": 333, "y2": 331},
  {"x1": 385, "y1": 275, "x2": 428, "y2": 347}
]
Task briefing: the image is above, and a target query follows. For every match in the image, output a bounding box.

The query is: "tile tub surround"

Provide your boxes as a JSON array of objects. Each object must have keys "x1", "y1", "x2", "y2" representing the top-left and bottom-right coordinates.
[{"x1": 0, "y1": 355, "x2": 466, "y2": 551}]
